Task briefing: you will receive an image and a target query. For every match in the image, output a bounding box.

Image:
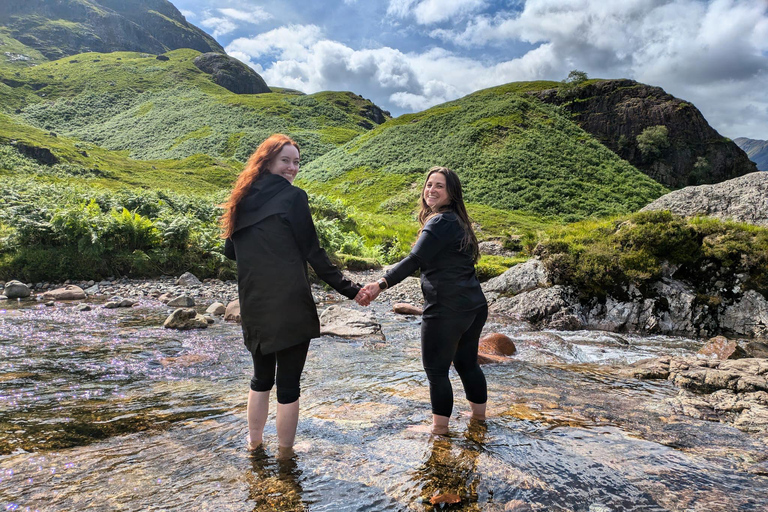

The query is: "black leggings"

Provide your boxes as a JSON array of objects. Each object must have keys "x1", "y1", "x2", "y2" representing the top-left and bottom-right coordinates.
[
  {"x1": 421, "y1": 306, "x2": 488, "y2": 417},
  {"x1": 250, "y1": 340, "x2": 310, "y2": 404}
]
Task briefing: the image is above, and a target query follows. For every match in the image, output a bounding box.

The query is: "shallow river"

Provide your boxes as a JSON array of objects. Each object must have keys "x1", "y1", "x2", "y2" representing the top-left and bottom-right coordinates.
[{"x1": 1, "y1": 296, "x2": 767, "y2": 511}]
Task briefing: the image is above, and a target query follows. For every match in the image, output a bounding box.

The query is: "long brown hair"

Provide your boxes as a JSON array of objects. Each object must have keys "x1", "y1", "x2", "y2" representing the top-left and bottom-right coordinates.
[
  {"x1": 417, "y1": 166, "x2": 479, "y2": 262},
  {"x1": 220, "y1": 134, "x2": 299, "y2": 238}
]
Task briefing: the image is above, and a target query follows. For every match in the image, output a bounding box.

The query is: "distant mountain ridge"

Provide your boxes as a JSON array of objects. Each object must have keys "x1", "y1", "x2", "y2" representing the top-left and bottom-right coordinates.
[
  {"x1": 533, "y1": 79, "x2": 757, "y2": 188},
  {"x1": 734, "y1": 137, "x2": 768, "y2": 171},
  {"x1": 0, "y1": 0, "x2": 223, "y2": 60}
]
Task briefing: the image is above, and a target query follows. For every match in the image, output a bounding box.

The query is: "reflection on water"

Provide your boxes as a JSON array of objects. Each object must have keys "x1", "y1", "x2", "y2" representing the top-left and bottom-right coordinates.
[{"x1": 1, "y1": 298, "x2": 767, "y2": 511}]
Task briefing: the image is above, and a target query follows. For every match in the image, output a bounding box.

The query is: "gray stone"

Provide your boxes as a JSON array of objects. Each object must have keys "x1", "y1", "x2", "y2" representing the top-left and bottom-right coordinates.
[
  {"x1": 83, "y1": 284, "x2": 99, "y2": 295},
  {"x1": 167, "y1": 295, "x2": 195, "y2": 307},
  {"x1": 4, "y1": 280, "x2": 31, "y2": 299},
  {"x1": 482, "y1": 258, "x2": 548, "y2": 295},
  {"x1": 489, "y1": 285, "x2": 575, "y2": 325},
  {"x1": 176, "y1": 272, "x2": 202, "y2": 286},
  {"x1": 77, "y1": 304, "x2": 92, "y2": 311},
  {"x1": 319, "y1": 306, "x2": 383, "y2": 338},
  {"x1": 721, "y1": 290, "x2": 768, "y2": 339},
  {"x1": 641, "y1": 171, "x2": 768, "y2": 227}
]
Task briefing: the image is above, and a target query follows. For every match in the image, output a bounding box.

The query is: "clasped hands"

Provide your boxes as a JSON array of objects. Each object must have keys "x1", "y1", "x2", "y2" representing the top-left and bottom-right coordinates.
[{"x1": 354, "y1": 281, "x2": 382, "y2": 306}]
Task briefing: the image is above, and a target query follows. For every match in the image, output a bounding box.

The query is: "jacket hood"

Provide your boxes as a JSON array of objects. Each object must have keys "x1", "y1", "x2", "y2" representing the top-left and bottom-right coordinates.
[{"x1": 233, "y1": 173, "x2": 293, "y2": 233}]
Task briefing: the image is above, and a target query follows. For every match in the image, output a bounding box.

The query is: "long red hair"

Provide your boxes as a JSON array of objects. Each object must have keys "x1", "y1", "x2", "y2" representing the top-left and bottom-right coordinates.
[{"x1": 220, "y1": 134, "x2": 299, "y2": 238}]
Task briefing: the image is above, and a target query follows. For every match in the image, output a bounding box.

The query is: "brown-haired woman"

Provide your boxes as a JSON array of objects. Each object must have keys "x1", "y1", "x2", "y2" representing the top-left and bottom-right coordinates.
[
  {"x1": 222, "y1": 133, "x2": 366, "y2": 452},
  {"x1": 360, "y1": 166, "x2": 488, "y2": 435}
]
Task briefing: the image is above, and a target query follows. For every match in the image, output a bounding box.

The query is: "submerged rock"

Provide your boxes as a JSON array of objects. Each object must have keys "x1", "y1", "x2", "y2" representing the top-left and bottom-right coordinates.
[
  {"x1": 163, "y1": 308, "x2": 208, "y2": 330},
  {"x1": 319, "y1": 306, "x2": 383, "y2": 338}
]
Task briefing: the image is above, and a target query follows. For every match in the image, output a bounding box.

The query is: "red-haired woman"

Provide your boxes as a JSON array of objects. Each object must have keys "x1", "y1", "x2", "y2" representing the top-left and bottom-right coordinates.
[
  {"x1": 222, "y1": 134, "x2": 365, "y2": 452},
  {"x1": 360, "y1": 167, "x2": 487, "y2": 435}
]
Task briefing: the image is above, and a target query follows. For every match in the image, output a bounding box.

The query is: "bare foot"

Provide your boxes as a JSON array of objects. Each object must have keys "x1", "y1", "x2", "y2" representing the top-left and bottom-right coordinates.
[{"x1": 246, "y1": 435, "x2": 262, "y2": 451}]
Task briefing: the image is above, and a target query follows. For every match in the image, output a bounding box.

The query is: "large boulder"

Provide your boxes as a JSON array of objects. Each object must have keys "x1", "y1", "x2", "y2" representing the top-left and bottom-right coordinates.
[
  {"x1": 176, "y1": 272, "x2": 202, "y2": 286},
  {"x1": 319, "y1": 306, "x2": 383, "y2": 338},
  {"x1": 482, "y1": 258, "x2": 548, "y2": 295},
  {"x1": 720, "y1": 290, "x2": 768, "y2": 339},
  {"x1": 206, "y1": 302, "x2": 227, "y2": 316},
  {"x1": 193, "y1": 53, "x2": 270, "y2": 94},
  {"x1": 641, "y1": 172, "x2": 768, "y2": 227},
  {"x1": 489, "y1": 285, "x2": 576, "y2": 325},
  {"x1": 698, "y1": 336, "x2": 749, "y2": 360},
  {"x1": 163, "y1": 308, "x2": 208, "y2": 330},
  {"x1": 4, "y1": 280, "x2": 31, "y2": 299},
  {"x1": 42, "y1": 285, "x2": 86, "y2": 300}
]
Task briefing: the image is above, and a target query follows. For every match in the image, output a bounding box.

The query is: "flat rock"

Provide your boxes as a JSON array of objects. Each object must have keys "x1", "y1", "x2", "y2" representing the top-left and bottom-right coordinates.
[
  {"x1": 320, "y1": 306, "x2": 383, "y2": 338},
  {"x1": 42, "y1": 285, "x2": 85, "y2": 300},
  {"x1": 698, "y1": 335, "x2": 748, "y2": 360}
]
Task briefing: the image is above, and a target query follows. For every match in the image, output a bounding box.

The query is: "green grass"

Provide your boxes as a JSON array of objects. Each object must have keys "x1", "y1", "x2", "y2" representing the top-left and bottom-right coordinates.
[{"x1": 301, "y1": 83, "x2": 669, "y2": 221}]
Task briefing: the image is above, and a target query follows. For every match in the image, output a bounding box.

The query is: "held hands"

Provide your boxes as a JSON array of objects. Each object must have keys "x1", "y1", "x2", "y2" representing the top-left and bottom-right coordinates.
[{"x1": 354, "y1": 282, "x2": 382, "y2": 306}]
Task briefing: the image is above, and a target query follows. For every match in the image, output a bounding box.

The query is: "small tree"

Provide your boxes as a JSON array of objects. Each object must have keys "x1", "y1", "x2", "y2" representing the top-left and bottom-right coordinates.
[
  {"x1": 636, "y1": 125, "x2": 670, "y2": 158},
  {"x1": 557, "y1": 70, "x2": 589, "y2": 98}
]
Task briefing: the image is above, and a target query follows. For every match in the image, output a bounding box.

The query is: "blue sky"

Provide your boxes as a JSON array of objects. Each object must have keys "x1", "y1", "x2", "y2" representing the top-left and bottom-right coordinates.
[{"x1": 173, "y1": 0, "x2": 768, "y2": 140}]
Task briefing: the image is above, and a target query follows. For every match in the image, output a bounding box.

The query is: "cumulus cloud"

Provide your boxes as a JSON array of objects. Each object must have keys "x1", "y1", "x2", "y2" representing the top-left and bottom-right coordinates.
[
  {"x1": 179, "y1": 9, "x2": 196, "y2": 20},
  {"x1": 387, "y1": 0, "x2": 487, "y2": 24},
  {"x1": 199, "y1": 15, "x2": 238, "y2": 37},
  {"x1": 217, "y1": 7, "x2": 272, "y2": 24},
  {"x1": 224, "y1": 0, "x2": 768, "y2": 137}
]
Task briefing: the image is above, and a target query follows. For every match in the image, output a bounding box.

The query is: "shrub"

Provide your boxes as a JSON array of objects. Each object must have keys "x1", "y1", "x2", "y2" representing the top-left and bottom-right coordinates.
[{"x1": 636, "y1": 125, "x2": 670, "y2": 158}]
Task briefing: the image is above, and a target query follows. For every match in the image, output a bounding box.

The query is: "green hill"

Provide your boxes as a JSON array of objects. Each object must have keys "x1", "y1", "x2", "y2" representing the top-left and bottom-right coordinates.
[
  {"x1": 300, "y1": 81, "x2": 669, "y2": 223},
  {"x1": 0, "y1": 0, "x2": 223, "y2": 60}
]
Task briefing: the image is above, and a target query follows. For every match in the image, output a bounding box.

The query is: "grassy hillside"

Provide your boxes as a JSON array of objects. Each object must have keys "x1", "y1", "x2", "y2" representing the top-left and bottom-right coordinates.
[
  {"x1": 300, "y1": 81, "x2": 669, "y2": 223},
  {"x1": 1, "y1": 48, "x2": 389, "y2": 164}
]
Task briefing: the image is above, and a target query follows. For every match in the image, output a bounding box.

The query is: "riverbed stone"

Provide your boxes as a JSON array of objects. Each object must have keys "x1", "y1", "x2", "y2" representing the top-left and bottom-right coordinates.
[
  {"x1": 745, "y1": 341, "x2": 768, "y2": 358},
  {"x1": 319, "y1": 305, "x2": 383, "y2": 338},
  {"x1": 698, "y1": 336, "x2": 748, "y2": 359},
  {"x1": 393, "y1": 303, "x2": 423, "y2": 315},
  {"x1": 163, "y1": 308, "x2": 208, "y2": 330},
  {"x1": 83, "y1": 284, "x2": 99, "y2": 295},
  {"x1": 206, "y1": 302, "x2": 226, "y2": 316},
  {"x1": 4, "y1": 280, "x2": 31, "y2": 299},
  {"x1": 167, "y1": 295, "x2": 195, "y2": 307},
  {"x1": 77, "y1": 304, "x2": 92, "y2": 311},
  {"x1": 225, "y1": 300, "x2": 241, "y2": 323},
  {"x1": 42, "y1": 285, "x2": 86, "y2": 300},
  {"x1": 176, "y1": 272, "x2": 202, "y2": 286}
]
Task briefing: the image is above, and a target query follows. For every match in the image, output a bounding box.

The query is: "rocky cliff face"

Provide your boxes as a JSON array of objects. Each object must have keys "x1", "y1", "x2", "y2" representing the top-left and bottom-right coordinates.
[
  {"x1": 0, "y1": 0, "x2": 224, "y2": 60},
  {"x1": 193, "y1": 53, "x2": 270, "y2": 95},
  {"x1": 532, "y1": 80, "x2": 757, "y2": 188},
  {"x1": 641, "y1": 172, "x2": 768, "y2": 227},
  {"x1": 734, "y1": 137, "x2": 768, "y2": 171}
]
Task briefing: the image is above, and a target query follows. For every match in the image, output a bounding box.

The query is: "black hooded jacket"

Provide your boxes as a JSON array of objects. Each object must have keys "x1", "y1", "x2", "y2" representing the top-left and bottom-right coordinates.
[{"x1": 224, "y1": 173, "x2": 360, "y2": 354}]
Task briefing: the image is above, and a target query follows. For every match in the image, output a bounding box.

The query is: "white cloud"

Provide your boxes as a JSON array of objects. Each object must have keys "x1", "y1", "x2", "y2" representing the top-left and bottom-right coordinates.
[
  {"x1": 387, "y1": 0, "x2": 487, "y2": 24},
  {"x1": 199, "y1": 15, "x2": 238, "y2": 37},
  {"x1": 218, "y1": 7, "x2": 272, "y2": 24},
  {"x1": 179, "y1": 9, "x2": 196, "y2": 20}
]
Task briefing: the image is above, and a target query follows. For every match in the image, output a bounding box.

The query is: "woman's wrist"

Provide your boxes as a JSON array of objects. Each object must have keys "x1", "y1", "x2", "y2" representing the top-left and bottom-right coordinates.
[{"x1": 377, "y1": 277, "x2": 389, "y2": 290}]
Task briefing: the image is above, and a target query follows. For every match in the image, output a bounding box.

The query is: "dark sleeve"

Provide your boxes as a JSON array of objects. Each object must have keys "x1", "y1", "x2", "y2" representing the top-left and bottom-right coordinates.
[
  {"x1": 382, "y1": 218, "x2": 451, "y2": 287},
  {"x1": 224, "y1": 238, "x2": 236, "y2": 261},
  {"x1": 287, "y1": 189, "x2": 361, "y2": 299}
]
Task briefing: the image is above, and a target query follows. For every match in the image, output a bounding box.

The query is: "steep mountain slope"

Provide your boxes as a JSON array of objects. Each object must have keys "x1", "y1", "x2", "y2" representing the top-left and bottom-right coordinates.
[
  {"x1": 0, "y1": 0, "x2": 223, "y2": 60},
  {"x1": 532, "y1": 79, "x2": 757, "y2": 187},
  {"x1": 734, "y1": 137, "x2": 768, "y2": 171},
  {"x1": 300, "y1": 82, "x2": 668, "y2": 221}
]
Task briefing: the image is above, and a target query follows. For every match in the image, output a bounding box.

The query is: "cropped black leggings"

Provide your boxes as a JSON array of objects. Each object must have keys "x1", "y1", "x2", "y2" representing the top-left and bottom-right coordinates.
[
  {"x1": 420, "y1": 306, "x2": 488, "y2": 417},
  {"x1": 250, "y1": 340, "x2": 310, "y2": 404}
]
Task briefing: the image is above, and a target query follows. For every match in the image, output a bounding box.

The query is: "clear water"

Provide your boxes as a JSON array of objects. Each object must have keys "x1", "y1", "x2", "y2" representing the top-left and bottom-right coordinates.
[{"x1": 1, "y1": 297, "x2": 766, "y2": 511}]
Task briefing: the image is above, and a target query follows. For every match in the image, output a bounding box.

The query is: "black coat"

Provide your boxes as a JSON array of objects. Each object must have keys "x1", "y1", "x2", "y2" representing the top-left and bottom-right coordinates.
[{"x1": 224, "y1": 174, "x2": 360, "y2": 354}]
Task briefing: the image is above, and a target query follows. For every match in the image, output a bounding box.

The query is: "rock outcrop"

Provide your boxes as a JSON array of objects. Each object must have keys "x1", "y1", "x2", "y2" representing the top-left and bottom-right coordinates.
[
  {"x1": 641, "y1": 172, "x2": 768, "y2": 227},
  {"x1": 193, "y1": 53, "x2": 270, "y2": 95},
  {"x1": 532, "y1": 79, "x2": 757, "y2": 187},
  {"x1": 487, "y1": 259, "x2": 768, "y2": 340},
  {"x1": 621, "y1": 356, "x2": 768, "y2": 434}
]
